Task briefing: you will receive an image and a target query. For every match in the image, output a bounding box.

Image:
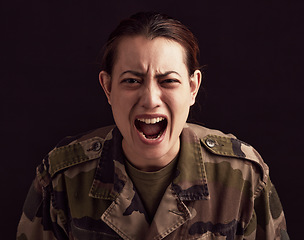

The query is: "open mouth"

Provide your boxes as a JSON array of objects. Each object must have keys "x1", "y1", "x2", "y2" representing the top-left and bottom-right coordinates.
[{"x1": 135, "y1": 117, "x2": 167, "y2": 140}]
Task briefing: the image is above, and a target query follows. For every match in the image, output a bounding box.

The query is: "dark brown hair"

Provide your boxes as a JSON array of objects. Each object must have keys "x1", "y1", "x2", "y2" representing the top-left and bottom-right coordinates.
[{"x1": 101, "y1": 12, "x2": 200, "y2": 76}]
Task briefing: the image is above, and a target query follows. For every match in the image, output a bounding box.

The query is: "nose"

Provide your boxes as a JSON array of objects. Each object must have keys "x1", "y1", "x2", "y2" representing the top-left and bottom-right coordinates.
[{"x1": 139, "y1": 80, "x2": 162, "y2": 109}]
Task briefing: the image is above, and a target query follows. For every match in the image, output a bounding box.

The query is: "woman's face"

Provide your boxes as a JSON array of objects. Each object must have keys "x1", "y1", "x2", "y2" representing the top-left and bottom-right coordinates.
[{"x1": 100, "y1": 36, "x2": 201, "y2": 170}]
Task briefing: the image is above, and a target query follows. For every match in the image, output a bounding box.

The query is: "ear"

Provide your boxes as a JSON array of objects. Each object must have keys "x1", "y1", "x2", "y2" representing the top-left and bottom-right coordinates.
[
  {"x1": 99, "y1": 71, "x2": 112, "y2": 105},
  {"x1": 189, "y1": 70, "x2": 202, "y2": 106}
]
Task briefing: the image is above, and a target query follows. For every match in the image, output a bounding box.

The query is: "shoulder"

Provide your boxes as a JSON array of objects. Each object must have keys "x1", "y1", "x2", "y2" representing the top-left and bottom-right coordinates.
[
  {"x1": 186, "y1": 123, "x2": 269, "y2": 184},
  {"x1": 45, "y1": 125, "x2": 116, "y2": 178}
]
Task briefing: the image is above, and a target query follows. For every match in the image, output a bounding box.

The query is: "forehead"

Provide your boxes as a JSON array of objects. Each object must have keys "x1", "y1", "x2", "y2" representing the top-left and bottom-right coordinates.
[{"x1": 112, "y1": 36, "x2": 187, "y2": 75}]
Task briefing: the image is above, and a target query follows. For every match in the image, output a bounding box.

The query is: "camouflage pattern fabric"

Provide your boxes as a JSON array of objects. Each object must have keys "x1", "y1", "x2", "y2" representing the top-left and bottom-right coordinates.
[{"x1": 17, "y1": 123, "x2": 289, "y2": 240}]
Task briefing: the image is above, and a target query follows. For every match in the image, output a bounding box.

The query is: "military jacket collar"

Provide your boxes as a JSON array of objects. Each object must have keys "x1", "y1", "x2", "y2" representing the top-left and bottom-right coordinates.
[
  {"x1": 87, "y1": 125, "x2": 210, "y2": 239},
  {"x1": 89, "y1": 125, "x2": 210, "y2": 202}
]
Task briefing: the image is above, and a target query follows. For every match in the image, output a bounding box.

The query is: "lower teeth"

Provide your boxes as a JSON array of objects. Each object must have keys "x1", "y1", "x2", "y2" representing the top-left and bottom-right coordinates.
[{"x1": 140, "y1": 131, "x2": 162, "y2": 140}]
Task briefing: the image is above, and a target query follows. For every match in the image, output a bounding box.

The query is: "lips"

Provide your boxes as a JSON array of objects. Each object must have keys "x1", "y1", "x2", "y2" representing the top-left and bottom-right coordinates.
[{"x1": 135, "y1": 117, "x2": 167, "y2": 140}]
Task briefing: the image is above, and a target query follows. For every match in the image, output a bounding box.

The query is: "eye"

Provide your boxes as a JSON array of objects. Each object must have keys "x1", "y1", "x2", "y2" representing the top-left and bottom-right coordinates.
[
  {"x1": 122, "y1": 78, "x2": 141, "y2": 84},
  {"x1": 162, "y1": 79, "x2": 179, "y2": 83},
  {"x1": 120, "y1": 78, "x2": 142, "y2": 89},
  {"x1": 160, "y1": 79, "x2": 180, "y2": 87}
]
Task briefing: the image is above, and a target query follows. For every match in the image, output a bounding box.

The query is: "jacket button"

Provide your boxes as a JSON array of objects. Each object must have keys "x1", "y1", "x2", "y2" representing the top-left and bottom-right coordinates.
[
  {"x1": 91, "y1": 141, "x2": 102, "y2": 151},
  {"x1": 205, "y1": 138, "x2": 215, "y2": 148}
]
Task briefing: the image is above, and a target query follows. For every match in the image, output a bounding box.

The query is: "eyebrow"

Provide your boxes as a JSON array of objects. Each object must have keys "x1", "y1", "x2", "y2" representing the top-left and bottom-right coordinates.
[{"x1": 120, "y1": 70, "x2": 181, "y2": 78}]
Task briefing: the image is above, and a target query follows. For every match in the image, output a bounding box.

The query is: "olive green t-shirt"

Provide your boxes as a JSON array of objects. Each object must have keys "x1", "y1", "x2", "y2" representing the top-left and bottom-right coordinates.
[{"x1": 125, "y1": 157, "x2": 178, "y2": 223}]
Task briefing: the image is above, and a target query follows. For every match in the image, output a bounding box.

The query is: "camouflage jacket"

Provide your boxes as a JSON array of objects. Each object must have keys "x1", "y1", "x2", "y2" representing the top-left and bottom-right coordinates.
[{"x1": 17, "y1": 123, "x2": 289, "y2": 240}]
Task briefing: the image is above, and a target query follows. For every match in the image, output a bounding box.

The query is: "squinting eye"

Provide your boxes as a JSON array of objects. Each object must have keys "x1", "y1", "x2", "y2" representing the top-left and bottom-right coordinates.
[
  {"x1": 163, "y1": 79, "x2": 177, "y2": 83},
  {"x1": 161, "y1": 79, "x2": 180, "y2": 84},
  {"x1": 122, "y1": 78, "x2": 141, "y2": 84},
  {"x1": 160, "y1": 79, "x2": 181, "y2": 88}
]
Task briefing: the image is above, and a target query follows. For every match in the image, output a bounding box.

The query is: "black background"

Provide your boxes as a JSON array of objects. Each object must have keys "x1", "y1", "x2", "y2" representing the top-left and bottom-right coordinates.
[{"x1": 1, "y1": 1, "x2": 303, "y2": 239}]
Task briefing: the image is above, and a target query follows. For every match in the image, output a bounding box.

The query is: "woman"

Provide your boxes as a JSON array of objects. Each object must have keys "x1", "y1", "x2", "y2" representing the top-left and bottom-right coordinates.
[{"x1": 17, "y1": 12, "x2": 289, "y2": 240}]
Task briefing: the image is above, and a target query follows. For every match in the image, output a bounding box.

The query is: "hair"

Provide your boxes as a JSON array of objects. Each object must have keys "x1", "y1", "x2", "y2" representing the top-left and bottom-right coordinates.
[{"x1": 101, "y1": 12, "x2": 200, "y2": 76}]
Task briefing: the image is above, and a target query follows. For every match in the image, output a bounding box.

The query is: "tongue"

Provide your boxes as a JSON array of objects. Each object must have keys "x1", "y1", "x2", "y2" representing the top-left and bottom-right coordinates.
[{"x1": 138, "y1": 121, "x2": 163, "y2": 136}]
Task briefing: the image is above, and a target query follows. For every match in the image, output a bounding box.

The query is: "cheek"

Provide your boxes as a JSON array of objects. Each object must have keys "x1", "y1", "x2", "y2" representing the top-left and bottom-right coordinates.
[
  {"x1": 172, "y1": 89, "x2": 192, "y2": 108},
  {"x1": 109, "y1": 91, "x2": 123, "y2": 118},
  {"x1": 110, "y1": 88, "x2": 126, "y2": 107},
  {"x1": 110, "y1": 91, "x2": 134, "y2": 120},
  {"x1": 166, "y1": 92, "x2": 191, "y2": 120}
]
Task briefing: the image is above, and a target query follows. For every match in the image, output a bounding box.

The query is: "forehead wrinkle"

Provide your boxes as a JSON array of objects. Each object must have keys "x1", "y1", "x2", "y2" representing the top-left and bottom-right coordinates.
[
  {"x1": 155, "y1": 71, "x2": 181, "y2": 78},
  {"x1": 120, "y1": 70, "x2": 145, "y2": 78},
  {"x1": 120, "y1": 69, "x2": 181, "y2": 79},
  {"x1": 114, "y1": 36, "x2": 188, "y2": 78}
]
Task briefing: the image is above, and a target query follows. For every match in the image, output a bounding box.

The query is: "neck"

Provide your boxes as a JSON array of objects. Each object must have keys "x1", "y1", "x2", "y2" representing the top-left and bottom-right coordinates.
[{"x1": 122, "y1": 139, "x2": 180, "y2": 172}]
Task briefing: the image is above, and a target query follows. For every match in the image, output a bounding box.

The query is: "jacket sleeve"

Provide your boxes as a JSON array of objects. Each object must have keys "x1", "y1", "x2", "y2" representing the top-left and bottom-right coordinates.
[
  {"x1": 244, "y1": 176, "x2": 290, "y2": 240},
  {"x1": 16, "y1": 159, "x2": 68, "y2": 240}
]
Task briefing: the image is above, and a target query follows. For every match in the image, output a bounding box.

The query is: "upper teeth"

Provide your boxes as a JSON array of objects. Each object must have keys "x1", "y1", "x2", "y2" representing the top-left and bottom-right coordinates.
[{"x1": 137, "y1": 117, "x2": 165, "y2": 124}]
